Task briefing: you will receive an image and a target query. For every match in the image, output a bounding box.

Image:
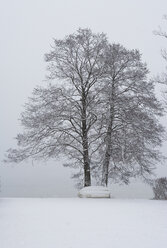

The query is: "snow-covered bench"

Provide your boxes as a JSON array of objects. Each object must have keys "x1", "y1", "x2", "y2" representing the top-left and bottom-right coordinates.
[{"x1": 78, "y1": 186, "x2": 111, "y2": 198}]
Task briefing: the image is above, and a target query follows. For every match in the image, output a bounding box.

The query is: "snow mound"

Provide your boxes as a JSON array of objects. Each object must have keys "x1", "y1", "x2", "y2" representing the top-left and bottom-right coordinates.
[{"x1": 78, "y1": 186, "x2": 111, "y2": 198}]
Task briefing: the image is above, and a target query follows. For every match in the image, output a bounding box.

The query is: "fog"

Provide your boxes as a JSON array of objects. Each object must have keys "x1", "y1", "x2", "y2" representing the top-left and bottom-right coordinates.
[{"x1": 0, "y1": 0, "x2": 167, "y2": 198}]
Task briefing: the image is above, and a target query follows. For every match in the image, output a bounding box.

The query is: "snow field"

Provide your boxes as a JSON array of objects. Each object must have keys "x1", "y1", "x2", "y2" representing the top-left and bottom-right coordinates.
[{"x1": 0, "y1": 198, "x2": 167, "y2": 248}]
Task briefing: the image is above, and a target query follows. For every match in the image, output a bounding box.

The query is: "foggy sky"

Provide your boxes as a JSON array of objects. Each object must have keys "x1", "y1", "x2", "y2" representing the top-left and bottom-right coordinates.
[{"x1": 0, "y1": 0, "x2": 167, "y2": 198}]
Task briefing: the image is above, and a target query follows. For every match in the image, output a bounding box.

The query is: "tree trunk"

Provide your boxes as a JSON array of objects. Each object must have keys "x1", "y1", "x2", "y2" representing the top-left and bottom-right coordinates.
[
  {"x1": 101, "y1": 124, "x2": 112, "y2": 186},
  {"x1": 101, "y1": 81, "x2": 115, "y2": 186},
  {"x1": 82, "y1": 90, "x2": 91, "y2": 187},
  {"x1": 83, "y1": 137, "x2": 91, "y2": 187}
]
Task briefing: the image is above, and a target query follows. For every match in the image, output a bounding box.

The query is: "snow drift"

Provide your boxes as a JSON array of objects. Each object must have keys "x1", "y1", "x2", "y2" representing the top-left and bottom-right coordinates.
[{"x1": 78, "y1": 186, "x2": 111, "y2": 198}]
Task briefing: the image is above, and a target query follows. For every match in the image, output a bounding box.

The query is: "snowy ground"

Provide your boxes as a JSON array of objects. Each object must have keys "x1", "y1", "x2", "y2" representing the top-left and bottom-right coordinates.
[{"x1": 0, "y1": 198, "x2": 167, "y2": 248}]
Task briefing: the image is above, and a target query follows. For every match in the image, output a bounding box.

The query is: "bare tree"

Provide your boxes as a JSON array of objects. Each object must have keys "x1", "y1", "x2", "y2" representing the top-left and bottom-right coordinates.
[
  {"x1": 6, "y1": 28, "x2": 107, "y2": 187},
  {"x1": 154, "y1": 15, "x2": 167, "y2": 104},
  {"x1": 154, "y1": 15, "x2": 167, "y2": 62},
  {"x1": 99, "y1": 44, "x2": 164, "y2": 186},
  {"x1": 5, "y1": 29, "x2": 164, "y2": 189},
  {"x1": 153, "y1": 177, "x2": 167, "y2": 200}
]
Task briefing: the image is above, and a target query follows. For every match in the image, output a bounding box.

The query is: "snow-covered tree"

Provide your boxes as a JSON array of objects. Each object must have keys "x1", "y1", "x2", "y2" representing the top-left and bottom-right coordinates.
[
  {"x1": 99, "y1": 44, "x2": 164, "y2": 186},
  {"x1": 154, "y1": 15, "x2": 167, "y2": 104},
  {"x1": 153, "y1": 177, "x2": 167, "y2": 200},
  {"x1": 5, "y1": 29, "x2": 164, "y2": 188},
  {"x1": 154, "y1": 15, "x2": 167, "y2": 66},
  {"x1": 6, "y1": 28, "x2": 108, "y2": 187}
]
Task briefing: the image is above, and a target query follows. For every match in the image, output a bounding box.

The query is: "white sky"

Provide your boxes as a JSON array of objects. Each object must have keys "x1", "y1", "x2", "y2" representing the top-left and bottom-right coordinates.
[{"x1": 0, "y1": 0, "x2": 167, "y2": 197}]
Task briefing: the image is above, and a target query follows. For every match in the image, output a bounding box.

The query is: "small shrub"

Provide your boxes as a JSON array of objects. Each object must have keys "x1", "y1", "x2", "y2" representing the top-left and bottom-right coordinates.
[{"x1": 153, "y1": 177, "x2": 167, "y2": 200}]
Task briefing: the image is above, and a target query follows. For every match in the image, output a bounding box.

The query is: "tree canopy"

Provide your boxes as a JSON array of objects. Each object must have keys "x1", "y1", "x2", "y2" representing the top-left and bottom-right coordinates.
[{"x1": 6, "y1": 28, "x2": 164, "y2": 187}]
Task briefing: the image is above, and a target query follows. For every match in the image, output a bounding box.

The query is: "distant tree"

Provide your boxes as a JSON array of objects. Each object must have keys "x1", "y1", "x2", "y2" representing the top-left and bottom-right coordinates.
[
  {"x1": 99, "y1": 44, "x2": 164, "y2": 186},
  {"x1": 154, "y1": 15, "x2": 167, "y2": 104},
  {"x1": 5, "y1": 28, "x2": 107, "y2": 187},
  {"x1": 153, "y1": 177, "x2": 167, "y2": 200},
  {"x1": 154, "y1": 15, "x2": 167, "y2": 63}
]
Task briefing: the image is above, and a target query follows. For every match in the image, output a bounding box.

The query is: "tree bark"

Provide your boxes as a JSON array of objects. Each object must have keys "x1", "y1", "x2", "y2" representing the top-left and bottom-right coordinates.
[
  {"x1": 101, "y1": 81, "x2": 115, "y2": 186},
  {"x1": 101, "y1": 124, "x2": 112, "y2": 186},
  {"x1": 82, "y1": 90, "x2": 91, "y2": 187}
]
